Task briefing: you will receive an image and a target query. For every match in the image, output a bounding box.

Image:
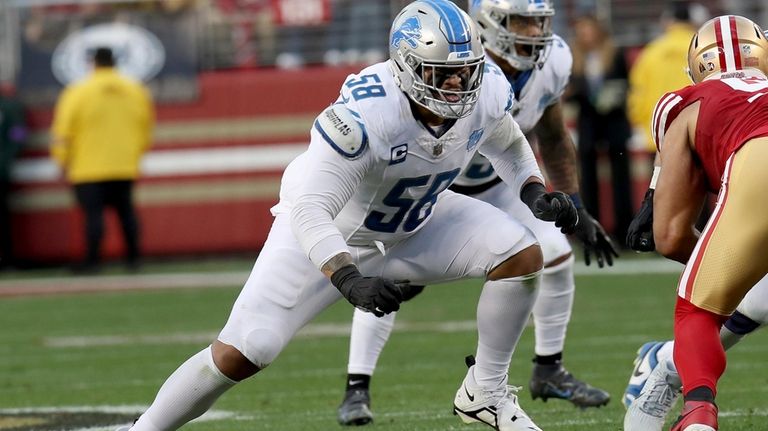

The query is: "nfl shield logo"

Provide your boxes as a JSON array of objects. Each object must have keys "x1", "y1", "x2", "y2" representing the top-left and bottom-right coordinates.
[{"x1": 432, "y1": 142, "x2": 444, "y2": 157}]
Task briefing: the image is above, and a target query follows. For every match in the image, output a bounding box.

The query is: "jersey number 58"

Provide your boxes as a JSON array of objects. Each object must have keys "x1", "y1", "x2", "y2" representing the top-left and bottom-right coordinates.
[{"x1": 364, "y1": 169, "x2": 460, "y2": 233}]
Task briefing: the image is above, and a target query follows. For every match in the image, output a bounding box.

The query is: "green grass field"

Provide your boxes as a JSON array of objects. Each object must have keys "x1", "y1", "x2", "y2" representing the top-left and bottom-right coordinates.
[{"x1": 1, "y1": 259, "x2": 766, "y2": 430}]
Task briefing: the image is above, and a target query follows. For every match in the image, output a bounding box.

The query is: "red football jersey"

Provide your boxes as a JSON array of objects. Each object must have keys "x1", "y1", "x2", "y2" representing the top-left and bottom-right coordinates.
[{"x1": 651, "y1": 75, "x2": 768, "y2": 191}]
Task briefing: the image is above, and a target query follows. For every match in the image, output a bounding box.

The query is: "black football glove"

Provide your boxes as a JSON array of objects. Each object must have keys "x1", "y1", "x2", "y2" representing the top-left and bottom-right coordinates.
[
  {"x1": 572, "y1": 207, "x2": 618, "y2": 267},
  {"x1": 330, "y1": 265, "x2": 405, "y2": 317},
  {"x1": 626, "y1": 188, "x2": 655, "y2": 252},
  {"x1": 532, "y1": 191, "x2": 579, "y2": 234}
]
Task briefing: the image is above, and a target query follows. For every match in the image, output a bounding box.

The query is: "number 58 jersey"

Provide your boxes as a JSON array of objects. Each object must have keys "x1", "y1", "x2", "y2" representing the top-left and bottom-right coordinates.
[{"x1": 272, "y1": 61, "x2": 542, "y2": 268}]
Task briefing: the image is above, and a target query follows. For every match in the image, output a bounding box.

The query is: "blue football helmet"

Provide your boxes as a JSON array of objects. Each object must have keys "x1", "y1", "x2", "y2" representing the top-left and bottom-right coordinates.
[
  {"x1": 471, "y1": 0, "x2": 555, "y2": 71},
  {"x1": 389, "y1": 0, "x2": 485, "y2": 119}
]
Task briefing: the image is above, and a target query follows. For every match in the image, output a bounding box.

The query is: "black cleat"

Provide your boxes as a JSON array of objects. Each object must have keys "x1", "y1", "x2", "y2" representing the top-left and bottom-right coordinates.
[
  {"x1": 337, "y1": 388, "x2": 373, "y2": 426},
  {"x1": 529, "y1": 363, "x2": 610, "y2": 409}
]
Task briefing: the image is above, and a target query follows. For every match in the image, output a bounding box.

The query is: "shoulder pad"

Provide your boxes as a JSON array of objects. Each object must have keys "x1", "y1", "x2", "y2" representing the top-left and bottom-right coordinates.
[
  {"x1": 548, "y1": 35, "x2": 573, "y2": 76},
  {"x1": 314, "y1": 104, "x2": 368, "y2": 159}
]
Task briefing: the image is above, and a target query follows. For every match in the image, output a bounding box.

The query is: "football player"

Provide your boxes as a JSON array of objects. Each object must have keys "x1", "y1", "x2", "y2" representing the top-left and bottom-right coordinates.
[
  {"x1": 337, "y1": 0, "x2": 616, "y2": 425},
  {"x1": 623, "y1": 276, "x2": 768, "y2": 431},
  {"x1": 115, "y1": 2, "x2": 579, "y2": 431},
  {"x1": 622, "y1": 15, "x2": 768, "y2": 431},
  {"x1": 623, "y1": 23, "x2": 768, "y2": 431}
]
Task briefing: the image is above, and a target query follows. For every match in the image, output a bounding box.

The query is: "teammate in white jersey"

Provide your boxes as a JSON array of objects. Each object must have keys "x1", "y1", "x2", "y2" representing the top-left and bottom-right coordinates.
[
  {"x1": 115, "y1": 2, "x2": 579, "y2": 431},
  {"x1": 337, "y1": 0, "x2": 616, "y2": 425}
]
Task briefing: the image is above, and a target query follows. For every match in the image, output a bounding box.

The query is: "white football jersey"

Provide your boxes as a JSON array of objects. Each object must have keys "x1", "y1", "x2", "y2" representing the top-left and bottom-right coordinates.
[
  {"x1": 273, "y1": 61, "x2": 542, "y2": 268},
  {"x1": 453, "y1": 35, "x2": 573, "y2": 189}
]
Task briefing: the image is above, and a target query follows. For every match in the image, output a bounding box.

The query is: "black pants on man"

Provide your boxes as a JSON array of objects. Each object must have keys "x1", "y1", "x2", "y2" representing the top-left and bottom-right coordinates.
[
  {"x1": 73, "y1": 180, "x2": 140, "y2": 268},
  {"x1": 0, "y1": 181, "x2": 13, "y2": 268},
  {"x1": 577, "y1": 112, "x2": 634, "y2": 242}
]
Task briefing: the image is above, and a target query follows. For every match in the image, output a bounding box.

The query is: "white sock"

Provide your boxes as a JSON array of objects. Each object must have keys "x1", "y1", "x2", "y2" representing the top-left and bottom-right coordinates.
[
  {"x1": 474, "y1": 273, "x2": 540, "y2": 388},
  {"x1": 132, "y1": 346, "x2": 237, "y2": 431},
  {"x1": 347, "y1": 308, "x2": 396, "y2": 375},
  {"x1": 532, "y1": 257, "x2": 575, "y2": 356}
]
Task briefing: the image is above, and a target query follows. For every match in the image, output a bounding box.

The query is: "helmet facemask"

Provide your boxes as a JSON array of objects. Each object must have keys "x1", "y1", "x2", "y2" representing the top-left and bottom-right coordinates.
[
  {"x1": 402, "y1": 52, "x2": 485, "y2": 119},
  {"x1": 482, "y1": 8, "x2": 554, "y2": 70},
  {"x1": 389, "y1": 0, "x2": 486, "y2": 120}
]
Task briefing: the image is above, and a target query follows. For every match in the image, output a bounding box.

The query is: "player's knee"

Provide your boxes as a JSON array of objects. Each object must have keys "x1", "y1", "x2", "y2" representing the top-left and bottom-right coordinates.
[
  {"x1": 488, "y1": 244, "x2": 543, "y2": 280},
  {"x1": 543, "y1": 251, "x2": 573, "y2": 270},
  {"x1": 211, "y1": 340, "x2": 260, "y2": 381},
  {"x1": 243, "y1": 327, "x2": 287, "y2": 369}
]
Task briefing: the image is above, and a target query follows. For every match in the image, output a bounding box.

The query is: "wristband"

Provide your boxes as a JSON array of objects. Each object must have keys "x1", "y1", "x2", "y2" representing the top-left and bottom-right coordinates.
[
  {"x1": 568, "y1": 193, "x2": 583, "y2": 209},
  {"x1": 649, "y1": 166, "x2": 661, "y2": 190}
]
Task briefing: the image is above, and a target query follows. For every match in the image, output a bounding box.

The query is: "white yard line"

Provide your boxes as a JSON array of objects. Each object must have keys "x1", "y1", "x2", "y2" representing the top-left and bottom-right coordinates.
[
  {"x1": 0, "y1": 258, "x2": 683, "y2": 298},
  {"x1": 44, "y1": 320, "x2": 479, "y2": 348}
]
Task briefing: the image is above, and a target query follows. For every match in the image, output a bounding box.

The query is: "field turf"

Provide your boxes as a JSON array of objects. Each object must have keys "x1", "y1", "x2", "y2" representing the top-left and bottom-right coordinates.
[{"x1": 0, "y1": 258, "x2": 766, "y2": 430}]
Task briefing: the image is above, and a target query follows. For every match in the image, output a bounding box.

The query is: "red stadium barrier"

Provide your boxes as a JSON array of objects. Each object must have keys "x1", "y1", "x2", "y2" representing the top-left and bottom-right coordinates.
[
  {"x1": 12, "y1": 65, "x2": 651, "y2": 264},
  {"x1": 14, "y1": 66, "x2": 360, "y2": 263}
]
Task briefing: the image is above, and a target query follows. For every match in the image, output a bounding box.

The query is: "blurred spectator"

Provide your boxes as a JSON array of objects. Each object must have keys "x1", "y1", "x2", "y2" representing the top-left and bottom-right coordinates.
[
  {"x1": 568, "y1": 15, "x2": 633, "y2": 241},
  {"x1": 273, "y1": 0, "x2": 331, "y2": 69},
  {"x1": 215, "y1": 0, "x2": 271, "y2": 67},
  {"x1": 324, "y1": 0, "x2": 387, "y2": 66},
  {"x1": 627, "y1": 1, "x2": 708, "y2": 159},
  {"x1": 50, "y1": 47, "x2": 154, "y2": 273},
  {"x1": 0, "y1": 84, "x2": 27, "y2": 270}
]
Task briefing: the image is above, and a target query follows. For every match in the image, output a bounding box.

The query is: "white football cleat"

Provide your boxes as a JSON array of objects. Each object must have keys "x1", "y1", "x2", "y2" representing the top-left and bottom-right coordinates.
[
  {"x1": 453, "y1": 358, "x2": 542, "y2": 431},
  {"x1": 624, "y1": 357, "x2": 682, "y2": 431},
  {"x1": 623, "y1": 341, "x2": 671, "y2": 408}
]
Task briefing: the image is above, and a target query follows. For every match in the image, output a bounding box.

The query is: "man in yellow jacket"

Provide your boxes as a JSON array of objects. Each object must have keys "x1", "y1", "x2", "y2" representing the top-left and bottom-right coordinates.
[
  {"x1": 51, "y1": 47, "x2": 154, "y2": 272},
  {"x1": 627, "y1": 1, "x2": 708, "y2": 153}
]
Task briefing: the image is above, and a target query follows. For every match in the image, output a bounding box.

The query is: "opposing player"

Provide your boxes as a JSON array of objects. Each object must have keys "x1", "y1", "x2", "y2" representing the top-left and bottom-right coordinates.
[
  {"x1": 115, "y1": 2, "x2": 580, "y2": 431},
  {"x1": 337, "y1": 0, "x2": 615, "y2": 425},
  {"x1": 622, "y1": 15, "x2": 768, "y2": 431},
  {"x1": 623, "y1": 276, "x2": 768, "y2": 431}
]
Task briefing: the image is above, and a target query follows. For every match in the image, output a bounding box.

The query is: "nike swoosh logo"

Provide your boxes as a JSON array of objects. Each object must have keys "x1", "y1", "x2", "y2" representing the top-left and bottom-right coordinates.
[
  {"x1": 633, "y1": 368, "x2": 646, "y2": 378},
  {"x1": 349, "y1": 380, "x2": 364, "y2": 386},
  {"x1": 464, "y1": 385, "x2": 474, "y2": 402}
]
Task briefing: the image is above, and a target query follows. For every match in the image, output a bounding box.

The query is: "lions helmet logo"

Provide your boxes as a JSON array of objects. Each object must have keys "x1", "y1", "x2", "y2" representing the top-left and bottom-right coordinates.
[{"x1": 391, "y1": 16, "x2": 422, "y2": 49}]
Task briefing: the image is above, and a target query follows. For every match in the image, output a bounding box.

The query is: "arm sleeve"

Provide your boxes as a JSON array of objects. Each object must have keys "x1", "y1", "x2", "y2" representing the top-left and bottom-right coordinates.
[
  {"x1": 479, "y1": 113, "x2": 544, "y2": 194},
  {"x1": 290, "y1": 126, "x2": 376, "y2": 269}
]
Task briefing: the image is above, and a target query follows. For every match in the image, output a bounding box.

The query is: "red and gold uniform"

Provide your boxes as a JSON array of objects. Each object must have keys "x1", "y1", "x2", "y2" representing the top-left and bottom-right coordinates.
[{"x1": 653, "y1": 74, "x2": 768, "y2": 315}]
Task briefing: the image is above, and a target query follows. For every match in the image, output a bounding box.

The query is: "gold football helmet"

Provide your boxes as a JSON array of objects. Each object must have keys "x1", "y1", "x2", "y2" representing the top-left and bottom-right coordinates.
[{"x1": 687, "y1": 15, "x2": 768, "y2": 83}]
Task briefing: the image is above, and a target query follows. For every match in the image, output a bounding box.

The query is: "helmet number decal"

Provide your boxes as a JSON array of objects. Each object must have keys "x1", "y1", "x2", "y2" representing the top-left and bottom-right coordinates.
[{"x1": 345, "y1": 74, "x2": 387, "y2": 101}]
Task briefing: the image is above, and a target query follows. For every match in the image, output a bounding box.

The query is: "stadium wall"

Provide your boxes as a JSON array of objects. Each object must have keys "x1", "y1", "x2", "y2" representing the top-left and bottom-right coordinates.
[{"x1": 12, "y1": 66, "x2": 651, "y2": 264}]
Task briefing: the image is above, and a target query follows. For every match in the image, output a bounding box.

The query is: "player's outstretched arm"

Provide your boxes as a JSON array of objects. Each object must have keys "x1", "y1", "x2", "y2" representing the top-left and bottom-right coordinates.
[
  {"x1": 535, "y1": 102, "x2": 617, "y2": 266},
  {"x1": 520, "y1": 181, "x2": 578, "y2": 234}
]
